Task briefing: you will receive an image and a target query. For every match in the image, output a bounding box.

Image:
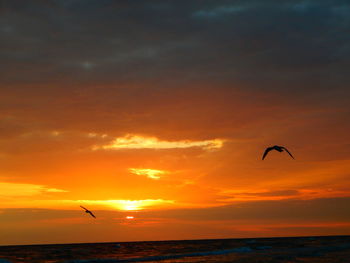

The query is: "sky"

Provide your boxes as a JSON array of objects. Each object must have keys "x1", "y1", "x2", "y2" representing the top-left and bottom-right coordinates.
[{"x1": 0, "y1": 0, "x2": 350, "y2": 245}]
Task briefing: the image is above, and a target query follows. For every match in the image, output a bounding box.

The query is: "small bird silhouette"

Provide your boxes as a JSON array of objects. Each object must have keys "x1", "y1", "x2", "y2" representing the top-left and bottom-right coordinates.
[
  {"x1": 80, "y1": 205, "x2": 96, "y2": 218},
  {"x1": 262, "y1": 145, "x2": 294, "y2": 160}
]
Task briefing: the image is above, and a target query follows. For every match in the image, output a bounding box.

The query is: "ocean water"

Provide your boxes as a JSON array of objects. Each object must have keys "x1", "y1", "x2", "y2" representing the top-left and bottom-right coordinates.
[{"x1": 1, "y1": 236, "x2": 350, "y2": 263}]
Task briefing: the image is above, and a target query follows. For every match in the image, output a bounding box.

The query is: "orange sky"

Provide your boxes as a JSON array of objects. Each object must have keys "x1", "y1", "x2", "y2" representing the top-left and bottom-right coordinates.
[{"x1": 1, "y1": 0, "x2": 350, "y2": 245}]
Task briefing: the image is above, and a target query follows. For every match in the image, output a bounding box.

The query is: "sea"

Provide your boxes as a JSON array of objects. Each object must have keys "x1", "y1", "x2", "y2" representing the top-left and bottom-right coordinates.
[{"x1": 1, "y1": 235, "x2": 350, "y2": 263}]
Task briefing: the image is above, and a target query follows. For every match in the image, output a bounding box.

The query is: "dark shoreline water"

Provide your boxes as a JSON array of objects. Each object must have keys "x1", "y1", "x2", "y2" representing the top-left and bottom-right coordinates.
[
  {"x1": 1, "y1": 235, "x2": 350, "y2": 263},
  {"x1": 2, "y1": 234, "x2": 349, "y2": 248}
]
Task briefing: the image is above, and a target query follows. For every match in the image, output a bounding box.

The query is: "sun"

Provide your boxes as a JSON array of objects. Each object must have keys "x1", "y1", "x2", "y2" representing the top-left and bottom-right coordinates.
[{"x1": 126, "y1": 216, "x2": 134, "y2": 220}]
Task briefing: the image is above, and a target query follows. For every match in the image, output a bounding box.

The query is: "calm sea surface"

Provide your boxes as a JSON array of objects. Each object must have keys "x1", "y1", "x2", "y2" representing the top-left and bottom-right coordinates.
[{"x1": 1, "y1": 236, "x2": 350, "y2": 263}]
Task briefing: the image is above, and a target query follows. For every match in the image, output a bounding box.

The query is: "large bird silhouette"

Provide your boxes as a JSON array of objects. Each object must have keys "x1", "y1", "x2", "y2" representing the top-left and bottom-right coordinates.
[
  {"x1": 80, "y1": 205, "x2": 96, "y2": 218},
  {"x1": 262, "y1": 145, "x2": 294, "y2": 160}
]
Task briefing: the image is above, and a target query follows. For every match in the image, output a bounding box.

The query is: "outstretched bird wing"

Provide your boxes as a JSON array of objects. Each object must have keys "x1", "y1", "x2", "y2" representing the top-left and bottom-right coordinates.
[
  {"x1": 282, "y1": 147, "x2": 295, "y2": 159},
  {"x1": 262, "y1": 147, "x2": 273, "y2": 160},
  {"x1": 87, "y1": 211, "x2": 96, "y2": 218},
  {"x1": 80, "y1": 205, "x2": 88, "y2": 211}
]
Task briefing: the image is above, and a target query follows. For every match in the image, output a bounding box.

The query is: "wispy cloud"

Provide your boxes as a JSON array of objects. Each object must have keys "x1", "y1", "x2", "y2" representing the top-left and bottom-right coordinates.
[
  {"x1": 93, "y1": 134, "x2": 224, "y2": 150},
  {"x1": 219, "y1": 188, "x2": 350, "y2": 202},
  {"x1": 129, "y1": 168, "x2": 166, "y2": 180},
  {"x1": 0, "y1": 182, "x2": 67, "y2": 197}
]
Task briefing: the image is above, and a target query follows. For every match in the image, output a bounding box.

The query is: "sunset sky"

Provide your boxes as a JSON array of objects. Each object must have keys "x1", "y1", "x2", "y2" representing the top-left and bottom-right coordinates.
[{"x1": 1, "y1": 0, "x2": 350, "y2": 245}]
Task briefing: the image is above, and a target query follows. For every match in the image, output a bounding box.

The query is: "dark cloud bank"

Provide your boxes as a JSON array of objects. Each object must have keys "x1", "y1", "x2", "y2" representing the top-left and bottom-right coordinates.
[{"x1": 1, "y1": 0, "x2": 349, "y2": 87}]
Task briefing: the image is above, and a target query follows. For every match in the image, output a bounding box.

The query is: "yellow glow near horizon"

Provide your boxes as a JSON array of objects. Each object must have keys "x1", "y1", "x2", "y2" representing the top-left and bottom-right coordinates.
[
  {"x1": 129, "y1": 168, "x2": 165, "y2": 180},
  {"x1": 94, "y1": 134, "x2": 224, "y2": 150},
  {"x1": 78, "y1": 199, "x2": 175, "y2": 211},
  {"x1": 0, "y1": 199, "x2": 175, "y2": 210}
]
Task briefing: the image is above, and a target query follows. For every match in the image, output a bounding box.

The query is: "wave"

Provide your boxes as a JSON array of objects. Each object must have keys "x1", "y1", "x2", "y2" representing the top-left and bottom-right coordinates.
[
  {"x1": 65, "y1": 246, "x2": 253, "y2": 263},
  {"x1": 64, "y1": 243, "x2": 350, "y2": 263}
]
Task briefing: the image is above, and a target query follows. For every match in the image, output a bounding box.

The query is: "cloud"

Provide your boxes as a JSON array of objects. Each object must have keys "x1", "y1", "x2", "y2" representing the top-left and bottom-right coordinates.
[
  {"x1": 2, "y1": 0, "x2": 348, "y2": 89},
  {"x1": 93, "y1": 134, "x2": 224, "y2": 150},
  {"x1": 219, "y1": 189, "x2": 301, "y2": 201},
  {"x1": 142, "y1": 197, "x2": 350, "y2": 222},
  {"x1": 193, "y1": 5, "x2": 247, "y2": 18},
  {"x1": 0, "y1": 182, "x2": 67, "y2": 197},
  {"x1": 129, "y1": 168, "x2": 166, "y2": 180},
  {"x1": 218, "y1": 187, "x2": 350, "y2": 202},
  {"x1": 250, "y1": 190, "x2": 299, "y2": 197}
]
